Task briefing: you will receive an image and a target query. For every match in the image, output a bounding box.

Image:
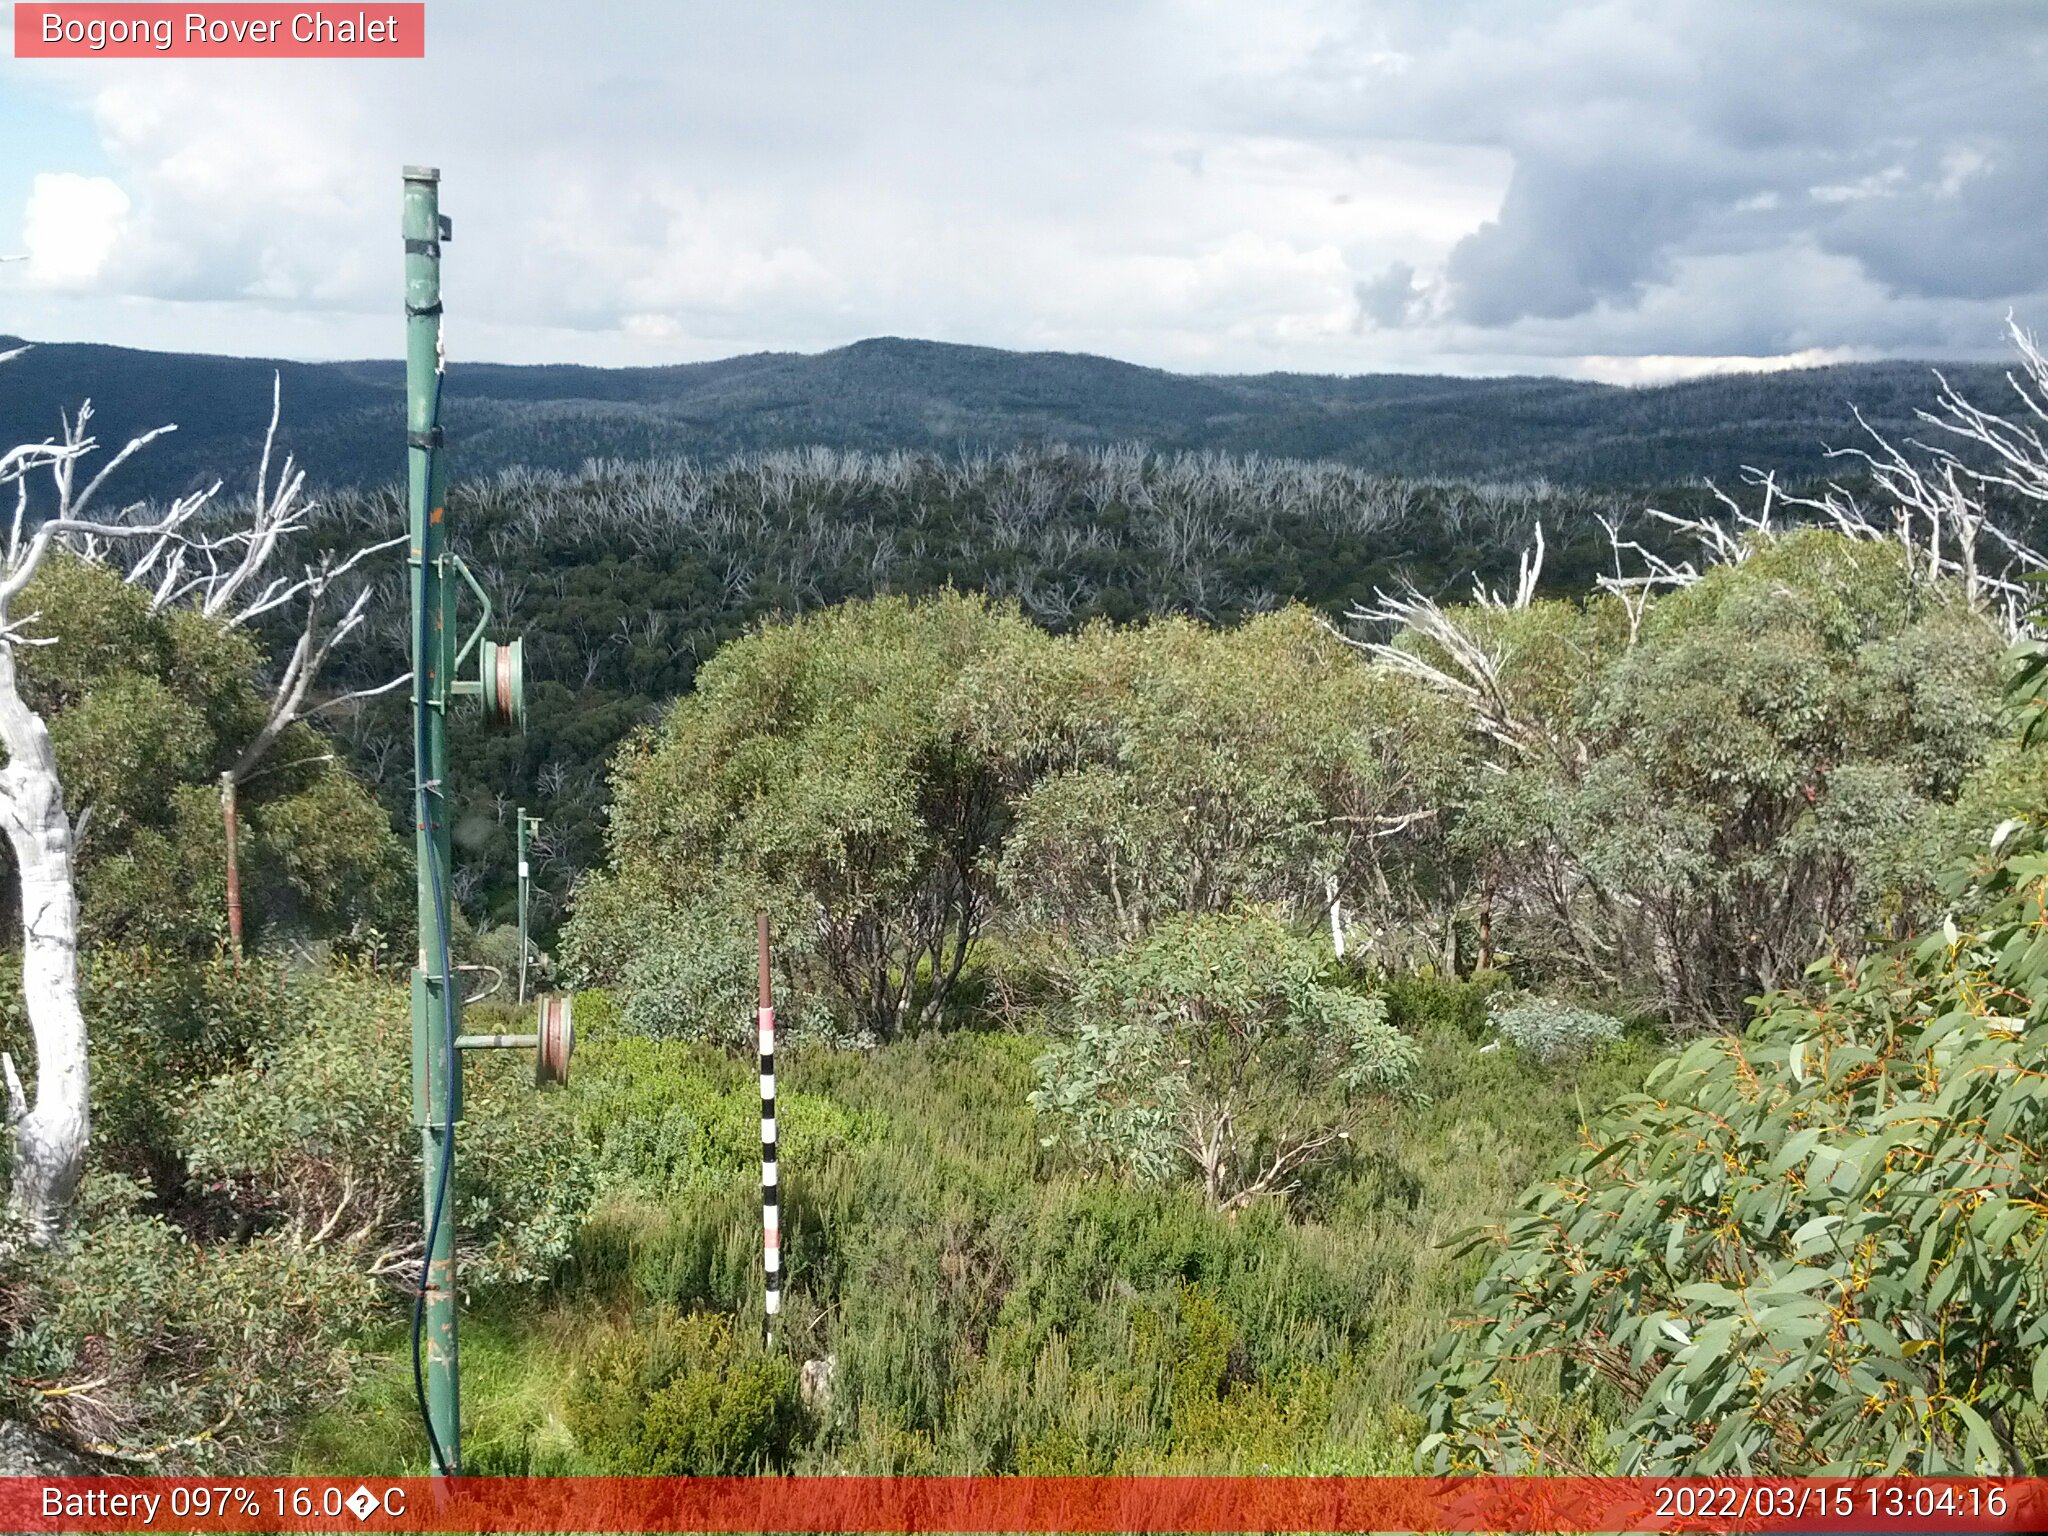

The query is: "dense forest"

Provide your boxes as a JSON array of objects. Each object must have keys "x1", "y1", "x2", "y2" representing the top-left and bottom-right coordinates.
[
  {"x1": 0, "y1": 330, "x2": 2045, "y2": 1480},
  {"x1": 0, "y1": 332, "x2": 2018, "y2": 496},
  {"x1": 287, "y1": 434, "x2": 2046, "y2": 960},
  {"x1": 296, "y1": 451, "x2": 1727, "y2": 949}
]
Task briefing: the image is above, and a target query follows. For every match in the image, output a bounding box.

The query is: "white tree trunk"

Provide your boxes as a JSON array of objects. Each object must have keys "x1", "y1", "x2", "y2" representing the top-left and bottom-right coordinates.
[
  {"x1": 0, "y1": 364, "x2": 397, "y2": 1245},
  {"x1": 0, "y1": 643, "x2": 87, "y2": 1243}
]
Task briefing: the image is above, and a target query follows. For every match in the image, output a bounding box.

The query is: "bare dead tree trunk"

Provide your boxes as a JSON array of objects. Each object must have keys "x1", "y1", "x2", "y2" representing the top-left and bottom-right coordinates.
[
  {"x1": 0, "y1": 643, "x2": 88, "y2": 1243},
  {"x1": 153, "y1": 377, "x2": 404, "y2": 942},
  {"x1": 0, "y1": 393, "x2": 214, "y2": 1243}
]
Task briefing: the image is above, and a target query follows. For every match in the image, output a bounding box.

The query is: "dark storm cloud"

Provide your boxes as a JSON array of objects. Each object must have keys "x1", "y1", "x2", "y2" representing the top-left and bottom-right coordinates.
[
  {"x1": 1355, "y1": 260, "x2": 1419, "y2": 328},
  {"x1": 1444, "y1": 157, "x2": 1722, "y2": 326},
  {"x1": 1821, "y1": 144, "x2": 2048, "y2": 302},
  {"x1": 1242, "y1": 0, "x2": 2048, "y2": 348}
]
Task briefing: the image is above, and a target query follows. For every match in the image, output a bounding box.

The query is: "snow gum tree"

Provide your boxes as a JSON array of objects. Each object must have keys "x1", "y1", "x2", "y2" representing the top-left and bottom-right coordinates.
[{"x1": 0, "y1": 354, "x2": 394, "y2": 1242}]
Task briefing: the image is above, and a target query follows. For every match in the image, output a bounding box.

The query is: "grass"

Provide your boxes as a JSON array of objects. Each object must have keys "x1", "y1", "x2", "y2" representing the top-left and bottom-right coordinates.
[
  {"x1": 292, "y1": 974, "x2": 1656, "y2": 1476},
  {"x1": 291, "y1": 1301, "x2": 597, "y2": 1475}
]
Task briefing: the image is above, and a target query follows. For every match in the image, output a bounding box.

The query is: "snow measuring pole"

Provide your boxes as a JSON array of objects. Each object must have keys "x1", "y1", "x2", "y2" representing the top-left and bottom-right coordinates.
[{"x1": 517, "y1": 809, "x2": 540, "y2": 1003}]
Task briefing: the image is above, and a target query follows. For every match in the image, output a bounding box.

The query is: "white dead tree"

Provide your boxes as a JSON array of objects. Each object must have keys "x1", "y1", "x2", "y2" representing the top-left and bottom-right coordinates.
[
  {"x1": 1763, "y1": 323, "x2": 2048, "y2": 636},
  {"x1": 1594, "y1": 318, "x2": 2048, "y2": 640},
  {"x1": 0, "y1": 367, "x2": 221, "y2": 1243},
  {"x1": 134, "y1": 376, "x2": 405, "y2": 947},
  {"x1": 1373, "y1": 318, "x2": 2048, "y2": 706},
  {"x1": 1334, "y1": 521, "x2": 1561, "y2": 762},
  {"x1": 1574, "y1": 477, "x2": 1778, "y2": 642},
  {"x1": 1330, "y1": 325, "x2": 2048, "y2": 1015},
  {"x1": 1472, "y1": 519, "x2": 1546, "y2": 611},
  {"x1": 0, "y1": 356, "x2": 400, "y2": 1240},
  {"x1": 1343, "y1": 323, "x2": 2048, "y2": 754}
]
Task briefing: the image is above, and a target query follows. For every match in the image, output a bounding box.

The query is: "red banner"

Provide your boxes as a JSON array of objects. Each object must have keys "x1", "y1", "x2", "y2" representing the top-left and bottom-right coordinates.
[
  {"x1": 1, "y1": 1477, "x2": 2045, "y2": 1532},
  {"x1": 12, "y1": 4, "x2": 425, "y2": 58}
]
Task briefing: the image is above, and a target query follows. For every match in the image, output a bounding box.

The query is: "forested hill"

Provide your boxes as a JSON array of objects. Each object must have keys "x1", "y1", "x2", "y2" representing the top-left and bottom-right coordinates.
[{"x1": 0, "y1": 332, "x2": 2008, "y2": 498}]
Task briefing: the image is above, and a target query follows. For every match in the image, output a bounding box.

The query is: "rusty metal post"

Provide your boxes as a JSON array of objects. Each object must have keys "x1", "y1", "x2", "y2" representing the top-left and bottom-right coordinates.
[{"x1": 221, "y1": 775, "x2": 242, "y2": 954}]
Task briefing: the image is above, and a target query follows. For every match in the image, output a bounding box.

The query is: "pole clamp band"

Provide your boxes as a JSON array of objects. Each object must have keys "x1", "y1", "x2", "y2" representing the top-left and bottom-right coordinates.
[
  {"x1": 404, "y1": 238, "x2": 440, "y2": 257},
  {"x1": 407, "y1": 428, "x2": 445, "y2": 450},
  {"x1": 405, "y1": 300, "x2": 443, "y2": 318}
]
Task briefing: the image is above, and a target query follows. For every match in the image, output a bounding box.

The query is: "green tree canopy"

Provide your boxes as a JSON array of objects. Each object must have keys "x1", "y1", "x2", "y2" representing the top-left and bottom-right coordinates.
[
  {"x1": 570, "y1": 591, "x2": 1035, "y2": 1039},
  {"x1": 1430, "y1": 532, "x2": 2007, "y2": 1022},
  {"x1": 1030, "y1": 909, "x2": 1417, "y2": 1209},
  {"x1": 10, "y1": 556, "x2": 404, "y2": 955},
  {"x1": 966, "y1": 607, "x2": 1466, "y2": 957}
]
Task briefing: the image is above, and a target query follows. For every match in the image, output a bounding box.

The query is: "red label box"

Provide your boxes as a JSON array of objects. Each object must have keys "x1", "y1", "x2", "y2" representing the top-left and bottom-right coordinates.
[
  {"x1": 1, "y1": 1477, "x2": 2046, "y2": 1534},
  {"x1": 13, "y1": 3, "x2": 425, "y2": 57}
]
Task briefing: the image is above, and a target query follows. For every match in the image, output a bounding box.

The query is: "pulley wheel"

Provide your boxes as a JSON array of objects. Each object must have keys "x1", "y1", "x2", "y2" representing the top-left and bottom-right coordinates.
[
  {"x1": 535, "y1": 992, "x2": 573, "y2": 1086},
  {"x1": 478, "y1": 637, "x2": 525, "y2": 732}
]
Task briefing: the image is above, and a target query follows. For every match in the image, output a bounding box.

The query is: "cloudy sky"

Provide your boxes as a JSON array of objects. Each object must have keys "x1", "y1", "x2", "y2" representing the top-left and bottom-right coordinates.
[{"x1": 1, "y1": 0, "x2": 2040, "y2": 382}]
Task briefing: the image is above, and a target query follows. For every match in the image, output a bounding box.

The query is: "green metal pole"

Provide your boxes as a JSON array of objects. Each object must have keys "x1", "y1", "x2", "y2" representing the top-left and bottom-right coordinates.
[{"x1": 404, "y1": 164, "x2": 461, "y2": 1476}]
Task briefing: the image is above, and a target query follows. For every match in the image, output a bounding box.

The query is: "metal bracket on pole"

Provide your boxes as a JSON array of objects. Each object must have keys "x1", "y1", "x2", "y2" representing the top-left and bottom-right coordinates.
[
  {"x1": 448, "y1": 554, "x2": 493, "y2": 673},
  {"x1": 447, "y1": 554, "x2": 526, "y2": 731},
  {"x1": 448, "y1": 992, "x2": 573, "y2": 1087}
]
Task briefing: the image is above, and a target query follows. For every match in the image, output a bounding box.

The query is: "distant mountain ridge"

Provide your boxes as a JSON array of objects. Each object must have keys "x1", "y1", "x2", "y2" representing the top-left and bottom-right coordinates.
[{"x1": 0, "y1": 332, "x2": 2008, "y2": 498}]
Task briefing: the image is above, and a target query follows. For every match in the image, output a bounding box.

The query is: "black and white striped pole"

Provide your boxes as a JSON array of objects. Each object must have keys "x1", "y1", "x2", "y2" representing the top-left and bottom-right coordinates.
[{"x1": 756, "y1": 912, "x2": 781, "y2": 1345}]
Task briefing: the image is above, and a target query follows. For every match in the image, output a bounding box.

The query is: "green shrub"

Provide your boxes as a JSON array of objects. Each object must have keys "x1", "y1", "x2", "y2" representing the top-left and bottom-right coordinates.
[
  {"x1": 568, "y1": 1034, "x2": 876, "y2": 1202},
  {"x1": 574, "y1": 986, "x2": 622, "y2": 1038},
  {"x1": 566, "y1": 1310, "x2": 799, "y2": 1473},
  {"x1": 294, "y1": 1005, "x2": 1631, "y2": 1476},
  {"x1": 0, "y1": 947, "x2": 300, "y2": 1181},
  {"x1": 972, "y1": 608, "x2": 1465, "y2": 960},
  {"x1": 0, "y1": 1172, "x2": 380, "y2": 1469},
  {"x1": 572, "y1": 593, "x2": 1028, "y2": 1039},
  {"x1": 0, "y1": 967, "x2": 594, "y2": 1472},
  {"x1": 616, "y1": 902, "x2": 850, "y2": 1048},
  {"x1": 1031, "y1": 910, "x2": 1416, "y2": 1206},
  {"x1": 572, "y1": 1189, "x2": 762, "y2": 1314},
  {"x1": 619, "y1": 908, "x2": 762, "y2": 1047},
  {"x1": 13, "y1": 556, "x2": 407, "y2": 958},
  {"x1": 1153, "y1": 1283, "x2": 1334, "y2": 1467},
  {"x1": 1378, "y1": 970, "x2": 1508, "y2": 1041},
  {"x1": 180, "y1": 970, "x2": 594, "y2": 1290},
  {"x1": 1485, "y1": 994, "x2": 1623, "y2": 1065},
  {"x1": 1417, "y1": 811, "x2": 2048, "y2": 1474}
]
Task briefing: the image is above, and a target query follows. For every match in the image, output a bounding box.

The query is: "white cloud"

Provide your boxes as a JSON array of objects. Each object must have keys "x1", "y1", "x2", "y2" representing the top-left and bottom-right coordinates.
[
  {"x1": 1567, "y1": 347, "x2": 1869, "y2": 387},
  {"x1": 21, "y1": 171, "x2": 130, "y2": 289},
  {"x1": 0, "y1": 0, "x2": 2040, "y2": 375},
  {"x1": 1810, "y1": 167, "x2": 1908, "y2": 206}
]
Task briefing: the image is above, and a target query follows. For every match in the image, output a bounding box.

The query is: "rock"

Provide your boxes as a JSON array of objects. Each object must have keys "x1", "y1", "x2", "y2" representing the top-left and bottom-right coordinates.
[
  {"x1": 0, "y1": 1419, "x2": 107, "y2": 1475},
  {"x1": 799, "y1": 1354, "x2": 837, "y2": 1416}
]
